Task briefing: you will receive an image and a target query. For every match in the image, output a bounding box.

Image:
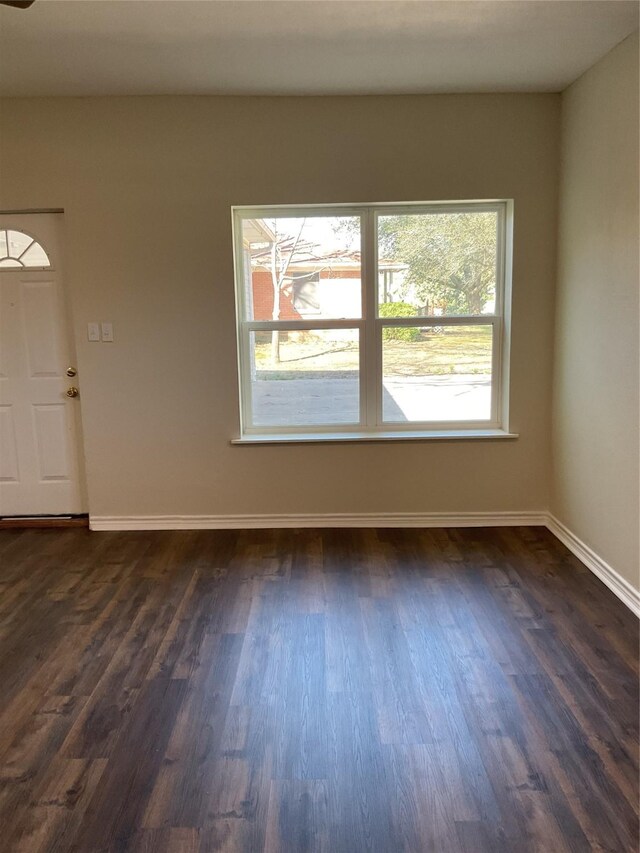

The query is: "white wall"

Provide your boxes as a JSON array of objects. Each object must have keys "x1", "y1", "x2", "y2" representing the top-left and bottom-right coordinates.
[
  {"x1": 552, "y1": 32, "x2": 639, "y2": 590},
  {"x1": 0, "y1": 95, "x2": 559, "y2": 520}
]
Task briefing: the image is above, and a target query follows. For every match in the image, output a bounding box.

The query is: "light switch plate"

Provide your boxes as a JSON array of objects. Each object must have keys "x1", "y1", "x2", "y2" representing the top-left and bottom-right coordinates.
[
  {"x1": 101, "y1": 322, "x2": 114, "y2": 343},
  {"x1": 87, "y1": 322, "x2": 100, "y2": 342}
]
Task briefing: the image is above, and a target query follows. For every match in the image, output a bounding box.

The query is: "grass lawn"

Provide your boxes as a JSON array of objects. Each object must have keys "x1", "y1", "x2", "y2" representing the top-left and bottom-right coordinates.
[{"x1": 254, "y1": 327, "x2": 492, "y2": 377}]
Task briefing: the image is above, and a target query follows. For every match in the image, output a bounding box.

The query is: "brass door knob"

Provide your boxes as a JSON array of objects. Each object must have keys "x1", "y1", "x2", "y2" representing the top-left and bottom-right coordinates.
[
  {"x1": 66, "y1": 386, "x2": 79, "y2": 398},
  {"x1": 66, "y1": 366, "x2": 77, "y2": 377}
]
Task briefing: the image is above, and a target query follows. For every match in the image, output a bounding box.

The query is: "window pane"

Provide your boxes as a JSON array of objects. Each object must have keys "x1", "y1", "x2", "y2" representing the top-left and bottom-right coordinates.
[
  {"x1": 7, "y1": 230, "x2": 33, "y2": 259},
  {"x1": 240, "y1": 215, "x2": 361, "y2": 321},
  {"x1": 249, "y1": 329, "x2": 360, "y2": 427},
  {"x1": 377, "y1": 211, "x2": 498, "y2": 317},
  {"x1": 382, "y1": 325, "x2": 493, "y2": 422},
  {"x1": 19, "y1": 241, "x2": 50, "y2": 267}
]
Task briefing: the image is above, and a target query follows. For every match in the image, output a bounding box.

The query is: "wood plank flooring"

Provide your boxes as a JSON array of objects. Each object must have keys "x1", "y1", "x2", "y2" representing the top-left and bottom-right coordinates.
[{"x1": 0, "y1": 526, "x2": 637, "y2": 852}]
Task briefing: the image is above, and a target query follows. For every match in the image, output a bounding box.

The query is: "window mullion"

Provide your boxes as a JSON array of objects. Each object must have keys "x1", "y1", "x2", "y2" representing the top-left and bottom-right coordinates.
[
  {"x1": 376, "y1": 314, "x2": 497, "y2": 328},
  {"x1": 363, "y1": 208, "x2": 379, "y2": 428},
  {"x1": 244, "y1": 319, "x2": 364, "y2": 333}
]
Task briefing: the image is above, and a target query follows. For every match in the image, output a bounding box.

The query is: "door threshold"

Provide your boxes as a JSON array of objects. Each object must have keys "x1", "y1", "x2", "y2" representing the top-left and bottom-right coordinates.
[{"x1": 0, "y1": 514, "x2": 89, "y2": 529}]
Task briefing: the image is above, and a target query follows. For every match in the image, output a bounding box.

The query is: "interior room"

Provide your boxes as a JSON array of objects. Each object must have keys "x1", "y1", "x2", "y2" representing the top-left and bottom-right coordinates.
[{"x1": 0, "y1": 1, "x2": 638, "y2": 850}]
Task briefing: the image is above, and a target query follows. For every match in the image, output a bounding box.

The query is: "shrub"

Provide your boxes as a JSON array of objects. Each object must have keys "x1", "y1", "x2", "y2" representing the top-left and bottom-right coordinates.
[{"x1": 379, "y1": 302, "x2": 421, "y2": 341}]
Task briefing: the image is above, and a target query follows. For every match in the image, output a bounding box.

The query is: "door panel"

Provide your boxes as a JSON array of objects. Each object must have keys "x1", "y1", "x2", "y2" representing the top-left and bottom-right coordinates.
[
  {"x1": 0, "y1": 406, "x2": 19, "y2": 482},
  {"x1": 23, "y1": 280, "x2": 64, "y2": 377},
  {"x1": 0, "y1": 278, "x2": 22, "y2": 378},
  {"x1": 33, "y1": 404, "x2": 72, "y2": 480},
  {"x1": 0, "y1": 213, "x2": 85, "y2": 515}
]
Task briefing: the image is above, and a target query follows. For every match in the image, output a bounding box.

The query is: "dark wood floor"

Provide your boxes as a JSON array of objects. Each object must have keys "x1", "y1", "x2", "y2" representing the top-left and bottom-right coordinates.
[{"x1": 0, "y1": 526, "x2": 637, "y2": 852}]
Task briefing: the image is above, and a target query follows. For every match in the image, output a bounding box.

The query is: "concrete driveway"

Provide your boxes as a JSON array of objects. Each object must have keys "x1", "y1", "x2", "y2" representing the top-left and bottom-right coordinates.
[{"x1": 251, "y1": 374, "x2": 491, "y2": 426}]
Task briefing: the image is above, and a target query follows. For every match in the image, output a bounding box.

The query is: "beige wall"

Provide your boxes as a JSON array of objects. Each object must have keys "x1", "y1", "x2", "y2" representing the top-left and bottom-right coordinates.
[
  {"x1": 0, "y1": 95, "x2": 559, "y2": 518},
  {"x1": 553, "y1": 32, "x2": 640, "y2": 589}
]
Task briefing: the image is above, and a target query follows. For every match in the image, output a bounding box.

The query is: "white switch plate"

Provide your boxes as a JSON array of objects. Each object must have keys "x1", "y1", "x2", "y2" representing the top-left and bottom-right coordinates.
[
  {"x1": 101, "y1": 322, "x2": 114, "y2": 342},
  {"x1": 87, "y1": 322, "x2": 100, "y2": 342}
]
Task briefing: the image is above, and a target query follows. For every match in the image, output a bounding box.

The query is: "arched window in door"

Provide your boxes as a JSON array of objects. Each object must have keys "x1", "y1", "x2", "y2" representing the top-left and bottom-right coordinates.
[{"x1": 0, "y1": 229, "x2": 51, "y2": 269}]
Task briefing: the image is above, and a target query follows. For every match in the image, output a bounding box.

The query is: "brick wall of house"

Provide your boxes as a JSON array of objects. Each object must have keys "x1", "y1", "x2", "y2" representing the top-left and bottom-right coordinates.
[
  {"x1": 251, "y1": 270, "x2": 300, "y2": 321},
  {"x1": 251, "y1": 267, "x2": 361, "y2": 320}
]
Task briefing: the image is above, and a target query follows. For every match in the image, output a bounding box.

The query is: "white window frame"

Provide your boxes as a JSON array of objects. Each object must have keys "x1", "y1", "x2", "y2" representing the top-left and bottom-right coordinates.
[{"x1": 231, "y1": 200, "x2": 514, "y2": 443}]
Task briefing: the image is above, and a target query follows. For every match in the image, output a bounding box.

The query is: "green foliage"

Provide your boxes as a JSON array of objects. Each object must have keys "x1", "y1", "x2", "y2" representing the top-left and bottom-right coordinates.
[
  {"x1": 379, "y1": 212, "x2": 497, "y2": 315},
  {"x1": 378, "y1": 302, "x2": 421, "y2": 341}
]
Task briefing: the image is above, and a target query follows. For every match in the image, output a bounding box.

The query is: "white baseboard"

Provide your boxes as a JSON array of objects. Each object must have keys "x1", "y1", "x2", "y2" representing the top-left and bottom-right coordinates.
[
  {"x1": 88, "y1": 510, "x2": 638, "y2": 618},
  {"x1": 89, "y1": 511, "x2": 547, "y2": 532},
  {"x1": 546, "y1": 514, "x2": 640, "y2": 619}
]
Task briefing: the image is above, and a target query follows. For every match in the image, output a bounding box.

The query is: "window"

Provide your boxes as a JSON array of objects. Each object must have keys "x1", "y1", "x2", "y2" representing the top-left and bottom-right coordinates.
[
  {"x1": 232, "y1": 201, "x2": 513, "y2": 441},
  {"x1": 0, "y1": 229, "x2": 51, "y2": 269}
]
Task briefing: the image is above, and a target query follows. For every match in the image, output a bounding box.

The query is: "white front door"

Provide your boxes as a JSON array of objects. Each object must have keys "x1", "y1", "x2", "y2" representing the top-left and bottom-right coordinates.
[{"x1": 0, "y1": 213, "x2": 85, "y2": 516}]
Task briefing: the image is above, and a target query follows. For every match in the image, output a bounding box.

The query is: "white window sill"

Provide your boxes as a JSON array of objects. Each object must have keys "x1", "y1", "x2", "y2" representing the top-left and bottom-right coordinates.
[{"x1": 232, "y1": 429, "x2": 518, "y2": 445}]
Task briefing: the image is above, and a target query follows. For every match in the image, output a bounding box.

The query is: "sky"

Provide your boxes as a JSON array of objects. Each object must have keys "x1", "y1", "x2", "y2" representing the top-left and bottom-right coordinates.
[{"x1": 254, "y1": 215, "x2": 360, "y2": 255}]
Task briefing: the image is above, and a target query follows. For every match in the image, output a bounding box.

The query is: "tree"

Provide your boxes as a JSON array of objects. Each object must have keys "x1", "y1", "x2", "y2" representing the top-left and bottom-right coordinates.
[{"x1": 379, "y1": 212, "x2": 497, "y2": 314}]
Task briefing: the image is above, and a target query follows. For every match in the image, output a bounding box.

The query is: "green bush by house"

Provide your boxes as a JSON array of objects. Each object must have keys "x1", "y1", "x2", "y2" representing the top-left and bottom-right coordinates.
[{"x1": 379, "y1": 302, "x2": 422, "y2": 341}]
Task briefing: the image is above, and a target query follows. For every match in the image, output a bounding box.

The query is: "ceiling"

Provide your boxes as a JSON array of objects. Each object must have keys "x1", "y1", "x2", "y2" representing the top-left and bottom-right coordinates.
[{"x1": 0, "y1": 0, "x2": 638, "y2": 97}]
